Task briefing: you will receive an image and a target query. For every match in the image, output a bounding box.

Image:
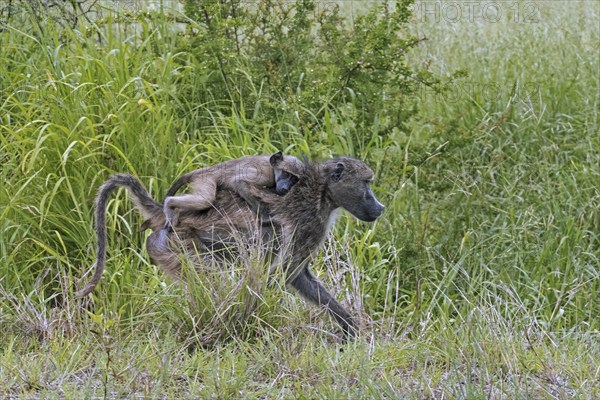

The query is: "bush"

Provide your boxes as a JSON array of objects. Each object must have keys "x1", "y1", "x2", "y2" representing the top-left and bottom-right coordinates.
[{"x1": 178, "y1": 0, "x2": 436, "y2": 157}]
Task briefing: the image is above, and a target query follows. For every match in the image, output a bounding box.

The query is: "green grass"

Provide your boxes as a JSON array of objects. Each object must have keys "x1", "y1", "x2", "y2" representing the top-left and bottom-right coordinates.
[{"x1": 1, "y1": 0, "x2": 598, "y2": 398}]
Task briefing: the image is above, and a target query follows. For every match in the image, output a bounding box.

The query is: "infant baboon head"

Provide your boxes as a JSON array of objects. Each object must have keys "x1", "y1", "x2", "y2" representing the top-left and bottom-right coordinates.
[{"x1": 270, "y1": 152, "x2": 304, "y2": 195}]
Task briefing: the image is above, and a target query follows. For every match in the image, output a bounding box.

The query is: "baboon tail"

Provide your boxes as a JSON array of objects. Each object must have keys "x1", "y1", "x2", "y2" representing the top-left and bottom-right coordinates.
[
  {"x1": 164, "y1": 171, "x2": 195, "y2": 198},
  {"x1": 76, "y1": 174, "x2": 163, "y2": 297}
]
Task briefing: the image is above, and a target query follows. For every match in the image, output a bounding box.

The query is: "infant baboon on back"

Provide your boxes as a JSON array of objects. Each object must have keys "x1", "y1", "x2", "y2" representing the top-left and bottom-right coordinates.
[{"x1": 163, "y1": 152, "x2": 303, "y2": 226}]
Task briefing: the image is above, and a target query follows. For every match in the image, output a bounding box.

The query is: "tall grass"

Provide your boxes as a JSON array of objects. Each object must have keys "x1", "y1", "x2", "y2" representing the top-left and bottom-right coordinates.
[{"x1": 0, "y1": 0, "x2": 598, "y2": 398}]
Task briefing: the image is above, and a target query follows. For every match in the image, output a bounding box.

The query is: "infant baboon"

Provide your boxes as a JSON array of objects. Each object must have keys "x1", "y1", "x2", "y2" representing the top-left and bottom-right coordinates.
[{"x1": 163, "y1": 152, "x2": 303, "y2": 227}]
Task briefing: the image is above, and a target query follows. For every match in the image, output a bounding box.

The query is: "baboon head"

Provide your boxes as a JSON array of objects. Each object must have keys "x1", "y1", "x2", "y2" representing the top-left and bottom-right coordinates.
[
  {"x1": 322, "y1": 157, "x2": 385, "y2": 222},
  {"x1": 270, "y1": 152, "x2": 304, "y2": 195}
]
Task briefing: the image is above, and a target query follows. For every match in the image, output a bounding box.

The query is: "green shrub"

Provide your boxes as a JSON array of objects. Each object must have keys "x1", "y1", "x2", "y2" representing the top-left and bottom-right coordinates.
[{"x1": 178, "y1": 0, "x2": 437, "y2": 157}]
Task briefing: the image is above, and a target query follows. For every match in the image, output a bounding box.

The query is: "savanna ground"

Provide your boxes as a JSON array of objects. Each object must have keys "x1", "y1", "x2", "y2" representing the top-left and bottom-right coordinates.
[{"x1": 0, "y1": 0, "x2": 598, "y2": 398}]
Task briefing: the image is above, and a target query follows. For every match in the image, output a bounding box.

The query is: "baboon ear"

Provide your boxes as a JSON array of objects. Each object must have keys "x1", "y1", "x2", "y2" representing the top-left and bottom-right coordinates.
[
  {"x1": 331, "y1": 162, "x2": 345, "y2": 182},
  {"x1": 270, "y1": 151, "x2": 283, "y2": 166}
]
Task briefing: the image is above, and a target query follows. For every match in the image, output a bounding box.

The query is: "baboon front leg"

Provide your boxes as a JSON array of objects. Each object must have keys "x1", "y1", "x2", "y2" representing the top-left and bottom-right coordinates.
[{"x1": 289, "y1": 267, "x2": 357, "y2": 340}]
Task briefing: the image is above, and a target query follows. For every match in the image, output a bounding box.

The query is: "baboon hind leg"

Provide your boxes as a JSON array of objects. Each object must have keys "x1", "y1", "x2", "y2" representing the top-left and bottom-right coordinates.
[{"x1": 289, "y1": 267, "x2": 357, "y2": 340}]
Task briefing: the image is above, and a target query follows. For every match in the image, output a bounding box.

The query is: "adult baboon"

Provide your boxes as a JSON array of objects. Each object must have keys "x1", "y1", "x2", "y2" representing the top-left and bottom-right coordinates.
[
  {"x1": 163, "y1": 152, "x2": 303, "y2": 227},
  {"x1": 78, "y1": 155, "x2": 385, "y2": 340},
  {"x1": 148, "y1": 156, "x2": 385, "y2": 339}
]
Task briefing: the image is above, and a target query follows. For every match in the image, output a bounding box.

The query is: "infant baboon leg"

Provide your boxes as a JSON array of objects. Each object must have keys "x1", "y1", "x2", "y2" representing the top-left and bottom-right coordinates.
[
  {"x1": 289, "y1": 267, "x2": 357, "y2": 340},
  {"x1": 164, "y1": 193, "x2": 213, "y2": 226}
]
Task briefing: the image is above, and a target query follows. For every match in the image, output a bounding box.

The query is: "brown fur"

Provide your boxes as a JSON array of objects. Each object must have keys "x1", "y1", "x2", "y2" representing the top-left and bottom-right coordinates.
[{"x1": 78, "y1": 153, "x2": 300, "y2": 297}]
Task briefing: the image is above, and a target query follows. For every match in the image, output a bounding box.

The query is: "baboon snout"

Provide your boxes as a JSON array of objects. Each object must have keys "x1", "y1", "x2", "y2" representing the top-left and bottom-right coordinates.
[
  {"x1": 274, "y1": 170, "x2": 299, "y2": 195},
  {"x1": 355, "y1": 198, "x2": 384, "y2": 222},
  {"x1": 368, "y1": 201, "x2": 385, "y2": 221},
  {"x1": 367, "y1": 191, "x2": 385, "y2": 219}
]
